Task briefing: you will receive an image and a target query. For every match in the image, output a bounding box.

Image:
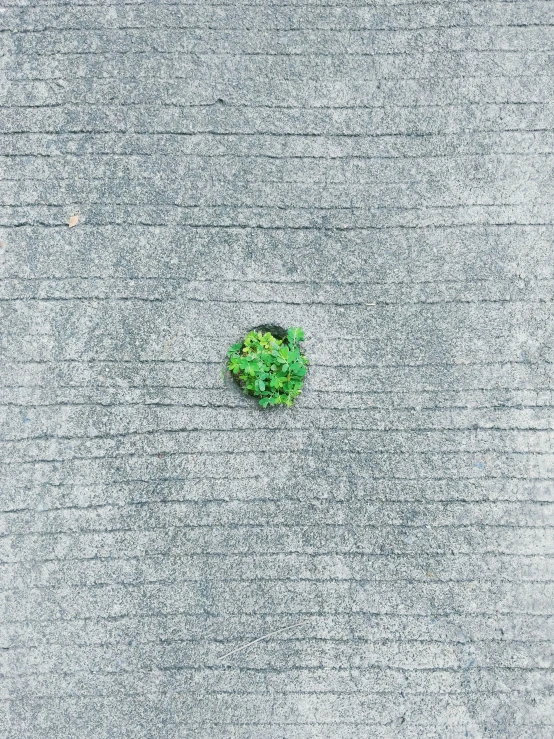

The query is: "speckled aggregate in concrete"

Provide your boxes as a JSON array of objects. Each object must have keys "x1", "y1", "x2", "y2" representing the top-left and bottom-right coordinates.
[{"x1": 1, "y1": 1, "x2": 554, "y2": 737}]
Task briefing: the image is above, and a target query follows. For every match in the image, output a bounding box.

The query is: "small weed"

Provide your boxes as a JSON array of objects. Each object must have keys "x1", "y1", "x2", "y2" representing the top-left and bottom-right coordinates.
[{"x1": 227, "y1": 327, "x2": 309, "y2": 408}]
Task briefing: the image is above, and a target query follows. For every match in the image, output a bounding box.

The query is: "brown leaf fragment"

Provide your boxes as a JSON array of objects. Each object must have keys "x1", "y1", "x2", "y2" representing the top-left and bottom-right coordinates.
[{"x1": 68, "y1": 214, "x2": 80, "y2": 228}]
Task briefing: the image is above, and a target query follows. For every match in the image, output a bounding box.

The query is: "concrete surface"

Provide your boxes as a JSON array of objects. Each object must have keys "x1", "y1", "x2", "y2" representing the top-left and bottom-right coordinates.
[{"x1": 1, "y1": 1, "x2": 554, "y2": 737}]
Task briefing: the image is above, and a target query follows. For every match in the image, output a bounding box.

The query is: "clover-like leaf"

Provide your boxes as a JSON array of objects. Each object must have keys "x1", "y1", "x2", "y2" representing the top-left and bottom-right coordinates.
[{"x1": 287, "y1": 327, "x2": 305, "y2": 345}]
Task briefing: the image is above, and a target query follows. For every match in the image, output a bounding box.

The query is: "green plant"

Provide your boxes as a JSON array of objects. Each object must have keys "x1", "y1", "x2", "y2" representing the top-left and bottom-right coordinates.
[{"x1": 227, "y1": 327, "x2": 309, "y2": 407}]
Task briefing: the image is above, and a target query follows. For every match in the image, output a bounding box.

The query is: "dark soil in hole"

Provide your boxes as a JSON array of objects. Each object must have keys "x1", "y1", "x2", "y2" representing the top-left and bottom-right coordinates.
[{"x1": 249, "y1": 325, "x2": 289, "y2": 343}]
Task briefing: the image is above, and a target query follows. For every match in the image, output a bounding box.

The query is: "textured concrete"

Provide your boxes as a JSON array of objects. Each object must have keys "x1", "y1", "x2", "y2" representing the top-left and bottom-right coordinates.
[{"x1": 1, "y1": 1, "x2": 554, "y2": 737}]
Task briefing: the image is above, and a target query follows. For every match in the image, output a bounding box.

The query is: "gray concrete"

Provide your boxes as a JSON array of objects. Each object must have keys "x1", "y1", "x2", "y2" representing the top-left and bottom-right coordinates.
[{"x1": 1, "y1": 1, "x2": 554, "y2": 737}]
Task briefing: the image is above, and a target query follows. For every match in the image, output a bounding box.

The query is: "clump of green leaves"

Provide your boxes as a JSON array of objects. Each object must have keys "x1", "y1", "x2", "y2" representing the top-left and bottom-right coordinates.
[{"x1": 228, "y1": 327, "x2": 309, "y2": 407}]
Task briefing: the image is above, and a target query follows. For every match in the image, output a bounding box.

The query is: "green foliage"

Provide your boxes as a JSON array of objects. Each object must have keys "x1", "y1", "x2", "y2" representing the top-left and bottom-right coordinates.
[{"x1": 227, "y1": 327, "x2": 309, "y2": 407}]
